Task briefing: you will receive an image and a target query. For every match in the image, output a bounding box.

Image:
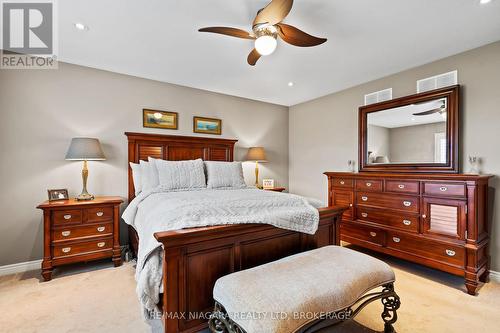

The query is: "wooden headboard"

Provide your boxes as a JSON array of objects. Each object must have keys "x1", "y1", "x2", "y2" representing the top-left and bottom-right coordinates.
[{"x1": 125, "y1": 132, "x2": 238, "y2": 202}]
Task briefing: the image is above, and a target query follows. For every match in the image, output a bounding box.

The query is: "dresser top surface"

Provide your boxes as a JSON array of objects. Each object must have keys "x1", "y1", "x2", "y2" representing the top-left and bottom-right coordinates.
[
  {"x1": 324, "y1": 172, "x2": 493, "y2": 182},
  {"x1": 37, "y1": 196, "x2": 124, "y2": 209}
]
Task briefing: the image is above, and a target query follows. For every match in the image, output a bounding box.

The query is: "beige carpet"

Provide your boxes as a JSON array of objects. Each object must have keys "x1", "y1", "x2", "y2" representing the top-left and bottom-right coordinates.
[{"x1": 1, "y1": 248, "x2": 499, "y2": 333}]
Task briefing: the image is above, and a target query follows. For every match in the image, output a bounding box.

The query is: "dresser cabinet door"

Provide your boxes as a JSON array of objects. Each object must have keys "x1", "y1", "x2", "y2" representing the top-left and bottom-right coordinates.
[
  {"x1": 422, "y1": 197, "x2": 467, "y2": 239},
  {"x1": 331, "y1": 190, "x2": 353, "y2": 220}
]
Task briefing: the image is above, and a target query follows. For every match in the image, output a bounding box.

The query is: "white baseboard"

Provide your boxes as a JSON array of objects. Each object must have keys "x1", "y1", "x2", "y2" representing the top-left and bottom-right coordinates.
[
  {"x1": 490, "y1": 270, "x2": 500, "y2": 282},
  {"x1": 0, "y1": 259, "x2": 42, "y2": 277}
]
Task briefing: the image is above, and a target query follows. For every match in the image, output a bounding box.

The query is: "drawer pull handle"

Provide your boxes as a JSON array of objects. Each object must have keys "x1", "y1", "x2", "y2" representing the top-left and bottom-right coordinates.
[
  {"x1": 446, "y1": 249, "x2": 456, "y2": 257},
  {"x1": 62, "y1": 247, "x2": 71, "y2": 253},
  {"x1": 340, "y1": 180, "x2": 345, "y2": 185},
  {"x1": 349, "y1": 203, "x2": 353, "y2": 207},
  {"x1": 370, "y1": 232, "x2": 377, "y2": 237},
  {"x1": 440, "y1": 187, "x2": 448, "y2": 192},
  {"x1": 63, "y1": 214, "x2": 72, "y2": 220},
  {"x1": 361, "y1": 213, "x2": 368, "y2": 218},
  {"x1": 392, "y1": 237, "x2": 401, "y2": 243},
  {"x1": 366, "y1": 182, "x2": 372, "y2": 187},
  {"x1": 403, "y1": 201, "x2": 412, "y2": 207},
  {"x1": 61, "y1": 231, "x2": 71, "y2": 237},
  {"x1": 97, "y1": 226, "x2": 105, "y2": 232},
  {"x1": 403, "y1": 220, "x2": 412, "y2": 226},
  {"x1": 422, "y1": 214, "x2": 427, "y2": 219},
  {"x1": 361, "y1": 196, "x2": 368, "y2": 201},
  {"x1": 398, "y1": 184, "x2": 405, "y2": 189},
  {"x1": 97, "y1": 242, "x2": 106, "y2": 248},
  {"x1": 96, "y1": 212, "x2": 104, "y2": 217}
]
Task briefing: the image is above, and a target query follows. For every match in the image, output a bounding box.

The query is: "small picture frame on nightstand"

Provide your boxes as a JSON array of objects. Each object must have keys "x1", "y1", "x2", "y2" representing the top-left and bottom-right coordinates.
[
  {"x1": 47, "y1": 189, "x2": 69, "y2": 201},
  {"x1": 262, "y1": 179, "x2": 275, "y2": 190}
]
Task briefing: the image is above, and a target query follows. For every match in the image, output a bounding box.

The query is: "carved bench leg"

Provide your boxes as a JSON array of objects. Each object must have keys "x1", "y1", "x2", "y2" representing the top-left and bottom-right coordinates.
[
  {"x1": 381, "y1": 283, "x2": 401, "y2": 333},
  {"x1": 209, "y1": 302, "x2": 246, "y2": 333}
]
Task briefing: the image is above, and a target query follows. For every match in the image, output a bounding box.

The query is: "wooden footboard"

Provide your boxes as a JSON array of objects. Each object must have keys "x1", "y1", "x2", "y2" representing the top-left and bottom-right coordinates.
[{"x1": 153, "y1": 206, "x2": 346, "y2": 333}]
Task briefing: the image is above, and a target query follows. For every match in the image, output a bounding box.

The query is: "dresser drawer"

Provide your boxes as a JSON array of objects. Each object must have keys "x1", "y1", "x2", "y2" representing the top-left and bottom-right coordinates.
[
  {"x1": 52, "y1": 223, "x2": 113, "y2": 242},
  {"x1": 423, "y1": 182, "x2": 466, "y2": 198},
  {"x1": 52, "y1": 237, "x2": 113, "y2": 258},
  {"x1": 356, "y1": 208, "x2": 418, "y2": 233},
  {"x1": 386, "y1": 232, "x2": 465, "y2": 268},
  {"x1": 357, "y1": 192, "x2": 419, "y2": 213},
  {"x1": 341, "y1": 223, "x2": 385, "y2": 247},
  {"x1": 355, "y1": 179, "x2": 383, "y2": 192},
  {"x1": 331, "y1": 177, "x2": 353, "y2": 189},
  {"x1": 52, "y1": 210, "x2": 82, "y2": 225},
  {"x1": 86, "y1": 206, "x2": 113, "y2": 223},
  {"x1": 385, "y1": 180, "x2": 420, "y2": 195}
]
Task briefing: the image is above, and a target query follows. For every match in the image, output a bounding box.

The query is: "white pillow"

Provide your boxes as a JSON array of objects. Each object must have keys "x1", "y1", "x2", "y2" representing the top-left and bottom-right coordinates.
[
  {"x1": 140, "y1": 159, "x2": 159, "y2": 192},
  {"x1": 154, "y1": 158, "x2": 206, "y2": 190},
  {"x1": 205, "y1": 161, "x2": 246, "y2": 189},
  {"x1": 129, "y1": 162, "x2": 142, "y2": 195}
]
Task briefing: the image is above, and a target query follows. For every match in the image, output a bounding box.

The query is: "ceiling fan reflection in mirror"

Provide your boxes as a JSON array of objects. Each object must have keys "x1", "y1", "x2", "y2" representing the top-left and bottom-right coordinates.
[{"x1": 198, "y1": 0, "x2": 327, "y2": 66}]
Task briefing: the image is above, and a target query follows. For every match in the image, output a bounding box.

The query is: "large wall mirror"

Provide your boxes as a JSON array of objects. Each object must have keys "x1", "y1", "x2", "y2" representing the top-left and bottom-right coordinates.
[{"x1": 359, "y1": 85, "x2": 459, "y2": 173}]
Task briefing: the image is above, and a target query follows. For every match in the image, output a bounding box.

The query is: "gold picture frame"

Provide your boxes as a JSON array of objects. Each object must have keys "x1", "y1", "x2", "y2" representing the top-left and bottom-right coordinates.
[
  {"x1": 48, "y1": 189, "x2": 69, "y2": 201},
  {"x1": 193, "y1": 116, "x2": 222, "y2": 135},
  {"x1": 143, "y1": 109, "x2": 178, "y2": 130}
]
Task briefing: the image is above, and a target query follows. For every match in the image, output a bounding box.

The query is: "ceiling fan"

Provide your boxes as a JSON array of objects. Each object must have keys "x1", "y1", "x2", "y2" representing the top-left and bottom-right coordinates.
[
  {"x1": 412, "y1": 101, "x2": 447, "y2": 116},
  {"x1": 198, "y1": 0, "x2": 327, "y2": 66}
]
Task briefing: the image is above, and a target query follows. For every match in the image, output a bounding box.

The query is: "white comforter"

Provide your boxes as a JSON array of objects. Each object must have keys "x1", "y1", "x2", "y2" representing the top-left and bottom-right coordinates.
[{"x1": 122, "y1": 187, "x2": 323, "y2": 313}]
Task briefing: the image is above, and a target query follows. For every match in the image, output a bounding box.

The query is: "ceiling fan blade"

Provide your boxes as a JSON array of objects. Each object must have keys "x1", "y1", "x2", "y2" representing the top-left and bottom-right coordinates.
[
  {"x1": 247, "y1": 48, "x2": 261, "y2": 66},
  {"x1": 198, "y1": 27, "x2": 255, "y2": 40},
  {"x1": 412, "y1": 108, "x2": 443, "y2": 116},
  {"x1": 276, "y1": 23, "x2": 327, "y2": 47},
  {"x1": 253, "y1": 0, "x2": 294, "y2": 26}
]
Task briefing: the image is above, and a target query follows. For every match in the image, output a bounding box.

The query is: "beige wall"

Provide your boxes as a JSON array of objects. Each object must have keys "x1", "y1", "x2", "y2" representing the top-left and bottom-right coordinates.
[
  {"x1": 289, "y1": 41, "x2": 500, "y2": 271},
  {"x1": 0, "y1": 63, "x2": 288, "y2": 266}
]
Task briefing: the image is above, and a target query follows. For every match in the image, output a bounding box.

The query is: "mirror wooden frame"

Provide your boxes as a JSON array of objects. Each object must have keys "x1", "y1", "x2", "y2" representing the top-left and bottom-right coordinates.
[{"x1": 359, "y1": 85, "x2": 460, "y2": 173}]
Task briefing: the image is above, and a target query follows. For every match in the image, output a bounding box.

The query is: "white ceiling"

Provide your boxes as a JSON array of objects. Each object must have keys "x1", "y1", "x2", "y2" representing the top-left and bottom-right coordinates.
[{"x1": 59, "y1": 0, "x2": 500, "y2": 106}]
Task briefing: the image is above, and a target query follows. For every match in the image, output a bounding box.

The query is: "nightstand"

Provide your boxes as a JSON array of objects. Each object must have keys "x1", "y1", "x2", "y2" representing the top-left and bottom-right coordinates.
[
  {"x1": 37, "y1": 196, "x2": 123, "y2": 281},
  {"x1": 264, "y1": 187, "x2": 286, "y2": 192}
]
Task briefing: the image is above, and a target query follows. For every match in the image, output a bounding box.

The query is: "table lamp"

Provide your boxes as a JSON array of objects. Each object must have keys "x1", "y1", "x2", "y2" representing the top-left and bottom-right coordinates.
[
  {"x1": 246, "y1": 147, "x2": 267, "y2": 188},
  {"x1": 65, "y1": 138, "x2": 106, "y2": 200}
]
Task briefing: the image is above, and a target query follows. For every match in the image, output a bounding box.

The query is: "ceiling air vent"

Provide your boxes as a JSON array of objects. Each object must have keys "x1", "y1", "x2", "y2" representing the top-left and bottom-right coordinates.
[
  {"x1": 417, "y1": 70, "x2": 458, "y2": 93},
  {"x1": 364, "y1": 88, "x2": 393, "y2": 105}
]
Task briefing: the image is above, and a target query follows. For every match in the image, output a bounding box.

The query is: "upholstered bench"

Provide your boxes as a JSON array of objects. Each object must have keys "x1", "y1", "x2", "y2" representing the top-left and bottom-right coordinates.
[{"x1": 209, "y1": 246, "x2": 400, "y2": 333}]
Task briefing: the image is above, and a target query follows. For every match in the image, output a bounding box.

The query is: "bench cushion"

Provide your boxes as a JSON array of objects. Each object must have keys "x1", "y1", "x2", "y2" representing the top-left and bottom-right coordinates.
[{"x1": 213, "y1": 246, "x2": 395, "y2": 333}]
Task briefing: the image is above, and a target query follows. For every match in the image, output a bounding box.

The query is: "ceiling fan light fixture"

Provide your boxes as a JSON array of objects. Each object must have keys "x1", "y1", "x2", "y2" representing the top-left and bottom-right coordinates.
[{"x1": 255, "y1": 35, "x2": 277, "y2": 56}]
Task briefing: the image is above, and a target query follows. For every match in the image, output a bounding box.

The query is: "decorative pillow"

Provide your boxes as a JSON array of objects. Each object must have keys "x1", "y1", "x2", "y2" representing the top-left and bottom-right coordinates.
[
  {"x1": 205, "y1": 161, "x2": 246, "y2": 189},
  {"x1": 129, "y1": 162, "x2": 142, "y2": 195},
  {"x1": 140, "y1": 159, "x2": 159, "y2": 192},
  {"x1": 154, "y1": 158, "x2": 206, "y2": 190}
]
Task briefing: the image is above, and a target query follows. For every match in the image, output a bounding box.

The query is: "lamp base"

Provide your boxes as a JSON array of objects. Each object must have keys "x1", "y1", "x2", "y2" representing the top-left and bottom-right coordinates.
[{"x1": 76, "y1": 193, "x2": 94, "y2": 201}]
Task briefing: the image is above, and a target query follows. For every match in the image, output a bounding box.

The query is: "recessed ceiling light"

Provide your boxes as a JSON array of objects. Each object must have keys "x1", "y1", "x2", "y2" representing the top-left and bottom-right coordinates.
[
  {"x1": 288, "y1": 82, "x2": 294, "y2": 87},
  {"x1": 74, "y1": 23, "x2": 88, "y2": 31},
  {"x1": 480, "y1": 0, "x2": 492, "y2": 4}
]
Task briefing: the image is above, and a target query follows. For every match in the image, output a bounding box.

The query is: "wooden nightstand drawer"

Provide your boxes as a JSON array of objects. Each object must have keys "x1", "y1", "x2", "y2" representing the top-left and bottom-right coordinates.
[
  {"x1": 52, "y1": 237, "x2": 113, "y2": 259},
  {"x1": 52, "y1": 210, "x2": 82, "y2": 225},
  {"x1": 86, "y1": 206, "x2": 113, "y2": 223},
  {"x1": 52, "y1": 222, "x2": 113, "y2": 242}
]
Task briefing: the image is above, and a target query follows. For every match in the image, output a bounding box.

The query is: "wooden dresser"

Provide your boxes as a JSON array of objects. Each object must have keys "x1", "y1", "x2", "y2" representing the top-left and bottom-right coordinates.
[
  {"x1": 325, "y1": 172, "x2": 492, "y2": 295},
  {"x1": 37, "y1": 196, "x2": 123, "y2": 281}
]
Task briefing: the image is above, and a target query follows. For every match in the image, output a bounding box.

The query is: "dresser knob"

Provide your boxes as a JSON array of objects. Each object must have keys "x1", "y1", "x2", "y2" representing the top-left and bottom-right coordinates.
[
  {"x1": 422, "y1": 214, "x2": 427, "y2": 219},
  {"x1": 366, "y1": 182, "x2": 372, "y2": 187},
  {"x1": 340, "y1": 180, "x2": 345, "y2": 185},
  {"x1": 392, "y1": 237, "x2": 401, "y2": 243},
  {"x1": 97, "y1": 242, "x2": 106, "y2": 248},
  {"x1": 370, "y1": 232, "x2": 377, "y2": 237},
  {"x1": 96, "y1": 211, "x2": 104, "y2": 217},
  {"x1": 61, "y1": 231, "x2": 71, "y2": 237},
  {"x1": 63, "y1": 214, "x2": 72, "y2": 220},
  {"x1": 361, "y1": 213, "x2": 368, "y2": 218},
  {"x1": 97, "y1": 226, "x2": 105, "y2": 232},
  {"x1": 440, "y1": 186, "x2": 448, "y2": 192},
  {"x1": 361, "y1": 196, "x2": 368, "y2": 201},
  {"x1": 403, "y1": 201, "x2": 412, "y2": 207},
  {"x1": 398, "y1": 184, "x2": 405, "y2": 189},
  {"x1": 445, "y1": 249, "x2": 456, "y2": 257},
  {"x1": 402, "y1": 220, "x2": 412, "y2": 226},
  {"x1": 62, "y1": 247, "x2": 71, "y2": 253},
  {"x1": 349, "y1": 203, "x2": 353, "y2": 207}
]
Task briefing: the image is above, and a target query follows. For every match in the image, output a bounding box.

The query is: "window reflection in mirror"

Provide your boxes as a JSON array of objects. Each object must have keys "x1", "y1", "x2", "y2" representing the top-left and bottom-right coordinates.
[{"x1": 366, "y1": 98, "x2": 448, "y2": 164}]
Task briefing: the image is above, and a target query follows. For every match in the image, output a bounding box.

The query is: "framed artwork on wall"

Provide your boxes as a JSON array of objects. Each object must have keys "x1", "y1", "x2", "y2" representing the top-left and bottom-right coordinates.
[
  {"x1": 193, "y1": 116, "x2": 222, "y2": 135},
  {"x1": 143, "y1": 109, "x2": 178, "y2": 130}
]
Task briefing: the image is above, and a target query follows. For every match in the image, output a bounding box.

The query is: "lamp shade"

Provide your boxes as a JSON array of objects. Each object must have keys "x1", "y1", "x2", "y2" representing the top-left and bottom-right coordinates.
[
  {"x1": 65, "y1": 138, "x2": 106, "y2": 161},
  {"x1": 246, "y1": 147, "x2": 267, "y2": 162}
]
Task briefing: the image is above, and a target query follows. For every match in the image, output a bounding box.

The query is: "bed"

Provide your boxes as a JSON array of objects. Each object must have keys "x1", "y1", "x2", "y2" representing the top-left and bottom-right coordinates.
[{"x1": 124, "y1": 132, "x2": 347, "y2": 333}]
